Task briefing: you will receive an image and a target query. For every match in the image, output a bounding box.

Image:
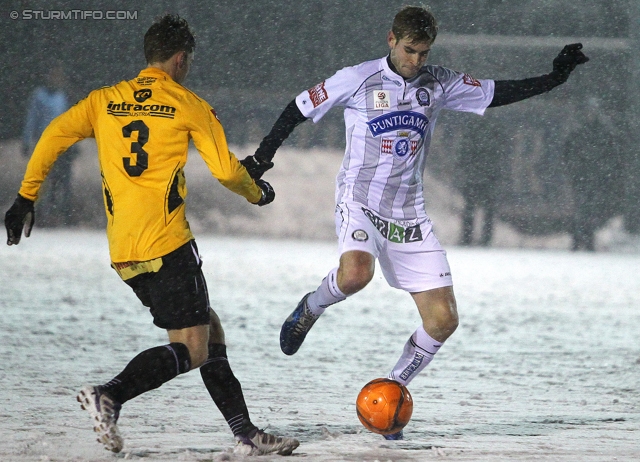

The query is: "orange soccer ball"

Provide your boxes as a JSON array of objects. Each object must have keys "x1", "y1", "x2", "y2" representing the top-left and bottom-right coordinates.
[{"x1": 355, "y1": 378, "x2": 413, "y2": 435}]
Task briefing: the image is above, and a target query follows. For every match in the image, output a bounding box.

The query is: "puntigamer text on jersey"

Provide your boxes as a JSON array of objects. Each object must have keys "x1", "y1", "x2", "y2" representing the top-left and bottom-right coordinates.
[{"x1": 366, "y1": 111, "x2": 429, "y2": 137}]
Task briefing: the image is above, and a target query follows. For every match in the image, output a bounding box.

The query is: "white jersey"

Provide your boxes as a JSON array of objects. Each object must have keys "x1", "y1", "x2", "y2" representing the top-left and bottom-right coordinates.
[{"x1": 295, "y1": 56, "x2": 495, "y2": 220}]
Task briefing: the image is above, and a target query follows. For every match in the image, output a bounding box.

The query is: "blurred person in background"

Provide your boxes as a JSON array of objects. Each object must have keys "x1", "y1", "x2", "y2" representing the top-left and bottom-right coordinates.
[
  {"x1": 562, "y1": 98, "x2": 623, "y2": 251},
  {"x1": 457, "y1": 116, "x2": 509, "y2": 247},
  {"x1": 22, "y1": 62, "x2": 79, "y2": 226}
]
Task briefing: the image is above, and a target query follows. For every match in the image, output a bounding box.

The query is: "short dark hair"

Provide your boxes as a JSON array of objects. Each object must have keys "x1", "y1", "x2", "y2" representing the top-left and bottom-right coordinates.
[
  {"x1": 392, "y1": 6, "x2": 438, "y2": 44},
  {"x1": 144, "y1": 14, "x2": 196, "y2": 64}
]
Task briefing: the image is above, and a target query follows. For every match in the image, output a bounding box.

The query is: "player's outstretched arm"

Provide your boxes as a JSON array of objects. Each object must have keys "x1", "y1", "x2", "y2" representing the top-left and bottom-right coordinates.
[
  {"x1": 489, "y1": 43, "x2": 589, "y2": 108},
  {"x1": 5, "y1": 195, "x2": 35, "y2": 245},
  {"x1": 240, "y1": 100, "x2": 308, "y2": 180}
]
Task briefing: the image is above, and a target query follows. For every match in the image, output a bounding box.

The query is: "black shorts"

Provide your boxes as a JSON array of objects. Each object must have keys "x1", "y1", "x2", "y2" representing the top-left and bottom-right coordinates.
[{"x1": 124, "y1": 240, "x2": 211, "y2": 330}]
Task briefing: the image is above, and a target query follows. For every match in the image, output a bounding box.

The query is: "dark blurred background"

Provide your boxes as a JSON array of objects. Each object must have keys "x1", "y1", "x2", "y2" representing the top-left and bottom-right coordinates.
[{"x1": 1, "y1": 0, "x2": 639, "y2": 247}]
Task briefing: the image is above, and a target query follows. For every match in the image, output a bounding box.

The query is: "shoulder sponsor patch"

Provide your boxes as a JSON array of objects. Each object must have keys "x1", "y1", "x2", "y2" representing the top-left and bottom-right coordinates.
[
  {"x1": 462, "y1": 74, "x2": 481, "y2": 87},
  {"x1": 307, "y1": 81, "x2": 328, "y2": 108}
]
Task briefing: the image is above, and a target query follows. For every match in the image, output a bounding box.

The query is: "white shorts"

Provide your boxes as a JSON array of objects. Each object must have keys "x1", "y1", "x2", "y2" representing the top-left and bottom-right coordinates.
[{"x1": 335, "y1": 201, "x2": 453, "y2": 293}]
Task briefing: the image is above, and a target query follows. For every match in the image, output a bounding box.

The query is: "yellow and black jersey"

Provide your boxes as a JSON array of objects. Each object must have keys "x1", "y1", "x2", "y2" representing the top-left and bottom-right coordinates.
[{"x1": 20, "y1": 68, "x2": 262, "y2": 263}]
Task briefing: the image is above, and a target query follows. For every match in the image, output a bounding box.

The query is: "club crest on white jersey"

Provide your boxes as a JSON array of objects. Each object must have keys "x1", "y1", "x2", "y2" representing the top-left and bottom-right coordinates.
[
  {"x1": 416, "y1": 87, "x2": 430, "y2": 106},
  {"x1": 382, "y1": 136, "x2": 419, "y2": 159}
]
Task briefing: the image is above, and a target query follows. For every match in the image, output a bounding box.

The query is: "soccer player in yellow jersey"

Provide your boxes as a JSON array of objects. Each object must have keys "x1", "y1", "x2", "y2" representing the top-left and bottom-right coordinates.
[{"x1": 4, "y1": 15, "x2": 299, "y2": 456}]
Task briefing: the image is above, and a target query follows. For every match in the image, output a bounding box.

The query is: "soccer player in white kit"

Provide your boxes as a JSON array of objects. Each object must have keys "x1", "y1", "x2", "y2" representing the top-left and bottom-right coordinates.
[{"x1": 241, "y1": 6, "x2": 588, "y2": 439}]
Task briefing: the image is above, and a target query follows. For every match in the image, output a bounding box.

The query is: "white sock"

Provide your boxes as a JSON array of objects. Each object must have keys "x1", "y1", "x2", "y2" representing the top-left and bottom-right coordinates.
[
  {"x1": 306, "y1": 267, "x2": 346, "y2": 316},
  {"x1": 388, "y1": 326, "x2": 443, "y2": 386}
]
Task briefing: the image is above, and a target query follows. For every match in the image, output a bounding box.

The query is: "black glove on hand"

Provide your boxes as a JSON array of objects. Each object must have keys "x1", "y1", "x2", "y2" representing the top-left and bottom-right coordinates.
[
  {"x1": 553, "y1": 43, "x2": 589, "y2": 82},
  {"x1": 240, "y1": 155, "x2": 274, "y2": 180},
  {"x1": 254, "y1": 179, "x2": 275, "y2": 206},
  {"x1": 5, "y1": 195, "x2": 35, "y2": 245}
]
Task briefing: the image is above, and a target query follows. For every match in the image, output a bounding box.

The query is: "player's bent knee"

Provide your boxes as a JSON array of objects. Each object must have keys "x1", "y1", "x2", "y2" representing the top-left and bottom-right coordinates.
[
  {"x1": 338, "y1": 251, "x2": 375, "y2": 295},
  {"x1": 174, "y1": 339, "x2": 208, "y2": 369},
  {"x1": 338, "y1": 271, "x2": 373, "y2": 294},
  {"x1": 167, "y1": 324, "x2": 210, "y2": 369},
  {"x1": 446, "y1": 311, "x2": 459, "y2": 334},
  {"x1": 437, "y1": 304, "x2": 459, "y2": 336},
  {"x1": 416, "y1": 289, "x2": 459, "y2": 341},
  {"x1": 186, "y1": 343, "x2": 209, "y2": 369},
  {"x1": 438, "y1": 298, "x2": 459, "y2": 331}
]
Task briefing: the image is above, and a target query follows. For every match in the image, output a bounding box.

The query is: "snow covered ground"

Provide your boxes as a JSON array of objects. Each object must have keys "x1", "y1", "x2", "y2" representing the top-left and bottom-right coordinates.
[{"x1": 1, "y1": 230, "x2": 638, "y2": 461}]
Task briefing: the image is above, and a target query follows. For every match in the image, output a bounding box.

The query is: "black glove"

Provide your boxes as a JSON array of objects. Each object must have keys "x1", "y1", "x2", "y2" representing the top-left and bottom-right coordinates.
[
  {"x1": 553, "y1": 43, "x2": 589, "y2": 82},
  {"x1": 5, "y1": 195, "x2": 35, "y2": 245},
  {"x1": 240, "y1": 155, "x2": 274, "y2": 180},
  {"x1": 254, "y1": 179, "x2": 275, "y2": 206}
]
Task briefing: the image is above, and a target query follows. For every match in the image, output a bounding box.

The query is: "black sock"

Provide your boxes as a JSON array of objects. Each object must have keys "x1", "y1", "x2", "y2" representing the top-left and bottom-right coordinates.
[
  {"x1": 200, "y1": 343, "x2": 256, "y2": 437},
  {"x1": 100, "y1": 342, "x2": 191, "y2": 404}
]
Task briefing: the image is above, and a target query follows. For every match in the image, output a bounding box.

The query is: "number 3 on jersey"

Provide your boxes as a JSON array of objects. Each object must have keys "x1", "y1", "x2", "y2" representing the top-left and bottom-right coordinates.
[{"x1": 122, "y1": 120, "x2": 149, "y2": 177}]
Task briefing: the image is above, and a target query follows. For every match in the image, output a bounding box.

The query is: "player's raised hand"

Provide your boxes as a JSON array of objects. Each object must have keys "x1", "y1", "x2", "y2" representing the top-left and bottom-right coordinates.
[
  {"x1": 254, "y1": 179, "x2": 275, "y2": 206},
  {"x1": 240, "y1": 155, "x2": 274, "y2": 180},
  {"x1": 553, "y1": 43, "x2": 589, "y2": 81},
  {"x1": 5, "y1": 195, "x2": 35, "y2": 245}
]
